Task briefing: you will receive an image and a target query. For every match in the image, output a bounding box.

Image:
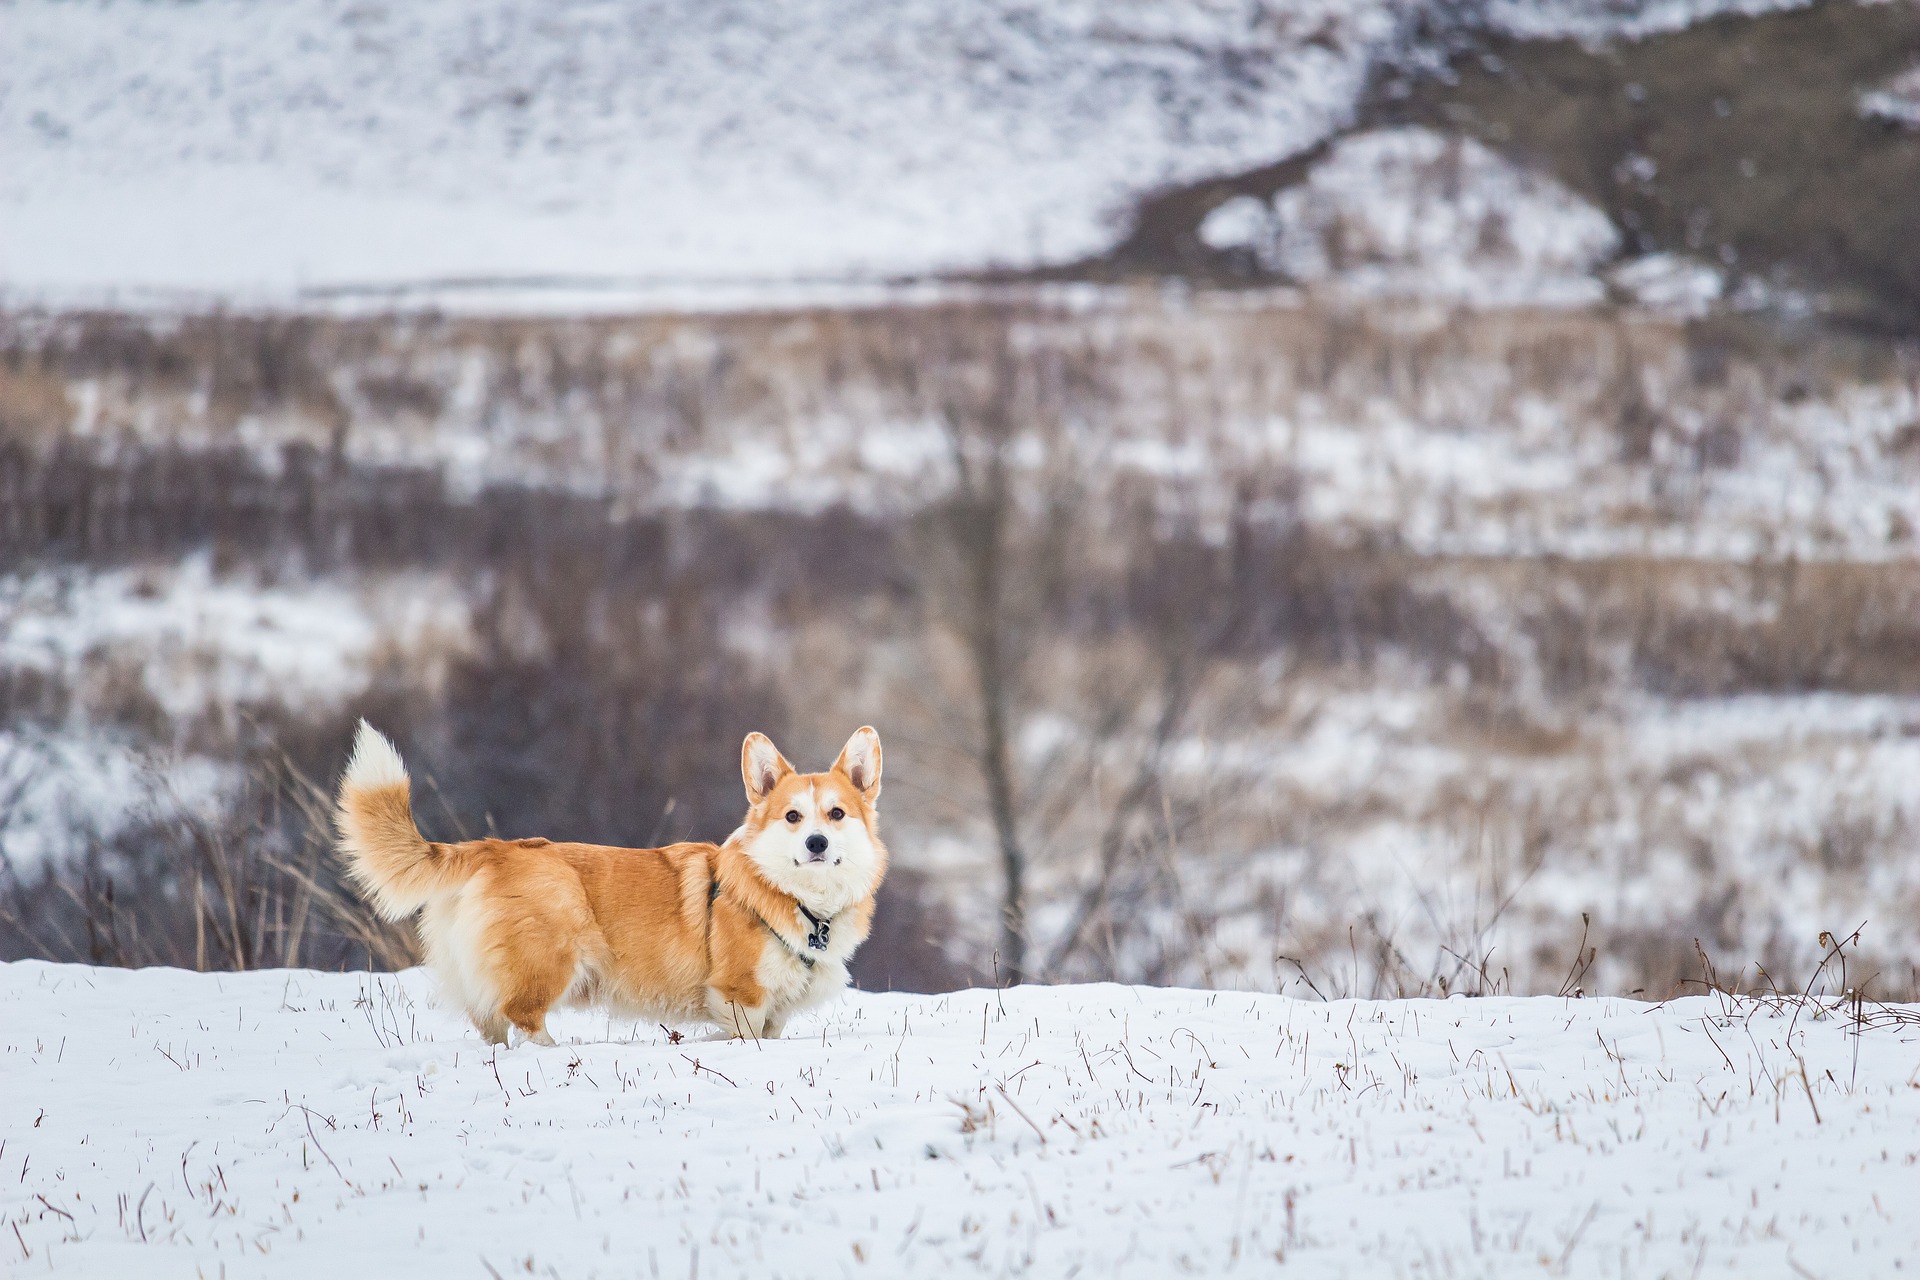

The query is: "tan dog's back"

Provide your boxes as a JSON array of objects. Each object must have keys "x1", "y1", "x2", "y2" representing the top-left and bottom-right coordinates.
[
  {"x1": 561, "y1": 839, "x2": 719, "y2": 1009},
  {"x1": 404, "y1": 837, "x2": 717, "y2": 1044}
]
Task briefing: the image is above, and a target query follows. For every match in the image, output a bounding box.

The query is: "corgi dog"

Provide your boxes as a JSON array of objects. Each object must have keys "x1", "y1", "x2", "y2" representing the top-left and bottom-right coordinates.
[{"x1": 334, "y1": 722, "x2": 887, "y2": 1045}]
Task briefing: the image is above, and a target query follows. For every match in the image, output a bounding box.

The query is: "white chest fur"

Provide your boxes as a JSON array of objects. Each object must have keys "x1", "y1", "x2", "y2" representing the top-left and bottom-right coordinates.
[{"x1": 755, "y1": 932, "x2": 851, "y2": 1021}]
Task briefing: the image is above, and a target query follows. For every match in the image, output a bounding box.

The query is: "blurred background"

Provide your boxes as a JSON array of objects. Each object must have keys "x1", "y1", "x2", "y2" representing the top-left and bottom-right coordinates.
[{"x1": 1, "y1": 0, "x2": 1916, "y2": 997}]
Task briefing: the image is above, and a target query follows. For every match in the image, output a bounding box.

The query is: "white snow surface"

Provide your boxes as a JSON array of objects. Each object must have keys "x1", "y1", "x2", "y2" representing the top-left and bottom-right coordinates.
[
  {"x1": 1, "y1": 0, "x2": 1400, "y2": 304},
  {"x1": 3, "y1": 963, "x2": 1916, "y2": 1277},
  {"x1": 0, "y1": 0, "x2": 1818, "y2": 308}
]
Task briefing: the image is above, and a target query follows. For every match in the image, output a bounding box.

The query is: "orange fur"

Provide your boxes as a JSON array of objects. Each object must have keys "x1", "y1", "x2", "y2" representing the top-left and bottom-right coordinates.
[{"x1": 335, "y1": 721, "x2": 888, "y2": 1045}]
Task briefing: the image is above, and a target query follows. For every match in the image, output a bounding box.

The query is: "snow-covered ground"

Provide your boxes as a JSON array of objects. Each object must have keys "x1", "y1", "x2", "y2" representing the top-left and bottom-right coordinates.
[
  {"x1": 1, "y1": 0, "x2": 1812, "y2": 307},
  {"x1": 2, "y1": 963, "x2": 1915, "y2": 1277}
]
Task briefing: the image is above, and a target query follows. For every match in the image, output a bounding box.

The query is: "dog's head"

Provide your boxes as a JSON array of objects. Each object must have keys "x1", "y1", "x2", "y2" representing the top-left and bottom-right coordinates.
[{"x1": 735, "y1": 727, "x2": 886, "y2": 908}]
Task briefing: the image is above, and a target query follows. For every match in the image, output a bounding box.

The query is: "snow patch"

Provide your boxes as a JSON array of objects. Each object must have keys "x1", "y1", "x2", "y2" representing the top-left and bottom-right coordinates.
[
  {"x1": 0, "y1": 556, "x2": 471, "y2": 724},
  {"x1": 1861, "y1": 63, "x2": 1920, "y2": 129},
  {"x1": 1266, "y1": 127, "x2": 1619, "y2": 305},
  {"x1": 1197, "y1": 194, "x2": 1274, "y2": 253},
  {"x1": 1608, "y1": 252, "x2": 1725, "y2": 318}
]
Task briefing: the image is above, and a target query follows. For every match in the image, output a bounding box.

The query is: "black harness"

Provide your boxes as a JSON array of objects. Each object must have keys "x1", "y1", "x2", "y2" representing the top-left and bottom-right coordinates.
[
  {"x1": 710, "y1": 877, "x2": 832, "y2": 970},
  {"x1": 797, "y1": 903, "x2": 832, "y2": 952}
]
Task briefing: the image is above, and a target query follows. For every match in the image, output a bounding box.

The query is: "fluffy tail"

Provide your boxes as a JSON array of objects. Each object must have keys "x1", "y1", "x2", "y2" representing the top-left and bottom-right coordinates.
[{"x1": 335, "y1": 720, "x2": 474, "y2": 919}]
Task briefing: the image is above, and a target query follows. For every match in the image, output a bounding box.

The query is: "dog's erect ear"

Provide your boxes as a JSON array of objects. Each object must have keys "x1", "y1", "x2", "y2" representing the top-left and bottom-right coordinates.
[
  {"x1": 832, "y1": 726, "x2": 883, "y2": 804},
  {"x1": 742, "y1": 733, "x2": 794, "y2": 805}
]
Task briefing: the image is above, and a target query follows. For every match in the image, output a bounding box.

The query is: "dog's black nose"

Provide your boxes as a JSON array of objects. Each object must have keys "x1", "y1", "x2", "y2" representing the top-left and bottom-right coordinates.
[{"x1": 805, "y1": 833, "x2": 829, "y2": 857}]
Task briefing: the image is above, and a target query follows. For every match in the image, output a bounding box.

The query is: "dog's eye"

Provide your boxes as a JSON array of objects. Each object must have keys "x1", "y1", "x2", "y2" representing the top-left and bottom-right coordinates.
[
  {"x1": 784, "y1": 810, "x2": 801, "y2": 824},
  {"x1": 828, "y1": 807, "x2": 845, "y2": 821}
]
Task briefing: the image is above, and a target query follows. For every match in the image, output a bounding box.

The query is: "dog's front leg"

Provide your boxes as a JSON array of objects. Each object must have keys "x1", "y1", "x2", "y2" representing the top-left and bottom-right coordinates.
[{"x1": 705, "y1": 987, "x2": 770, "y2": 1040}]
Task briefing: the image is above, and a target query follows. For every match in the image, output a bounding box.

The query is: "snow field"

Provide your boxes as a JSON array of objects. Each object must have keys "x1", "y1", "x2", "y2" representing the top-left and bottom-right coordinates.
[
  {"x1": 0, "y1": 0, "x2": 1395, "y2": 301},
  {"x1": 1, "y1": 0, "x2": 1815, "y2": 305},
  {"x1": 3, "y1": 963, "x2": 1917, "y2": 1277}
]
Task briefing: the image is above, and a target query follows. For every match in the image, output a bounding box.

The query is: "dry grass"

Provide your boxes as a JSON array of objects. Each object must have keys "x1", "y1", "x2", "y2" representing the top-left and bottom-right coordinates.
[{"x1": 0, "y1": 739, "x2": 415, "y2": 972}]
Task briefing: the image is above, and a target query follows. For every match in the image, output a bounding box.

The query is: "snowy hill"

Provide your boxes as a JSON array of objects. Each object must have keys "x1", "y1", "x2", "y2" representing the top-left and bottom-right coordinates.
[
  {"x1": 0, "y1": 0, "x2": 1810, "y2": 306},
  {"x1": 3, "y1": 962, "x2": 1916, "y2": 1276},
  {"x1": 3, "y1": 299, "x2": 1918, "y2": 997}
]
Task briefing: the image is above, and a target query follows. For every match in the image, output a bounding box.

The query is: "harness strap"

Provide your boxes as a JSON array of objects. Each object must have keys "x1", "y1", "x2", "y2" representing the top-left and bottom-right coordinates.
[
  {"x1": 710, "y1": 875, "x2": 817, "y2": 970},
  {"x1": 757, "y1": 917, "x2": 817, "y2": 970}
]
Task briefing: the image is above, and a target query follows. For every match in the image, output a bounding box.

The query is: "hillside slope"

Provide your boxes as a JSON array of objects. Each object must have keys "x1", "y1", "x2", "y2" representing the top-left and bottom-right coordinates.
[
  {"x1": 1, "y1": 0, "x2": 1810, "y2": 305},
  {"x1": 3, "y1": 300, "x2": 1918, "y2": 996}
]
